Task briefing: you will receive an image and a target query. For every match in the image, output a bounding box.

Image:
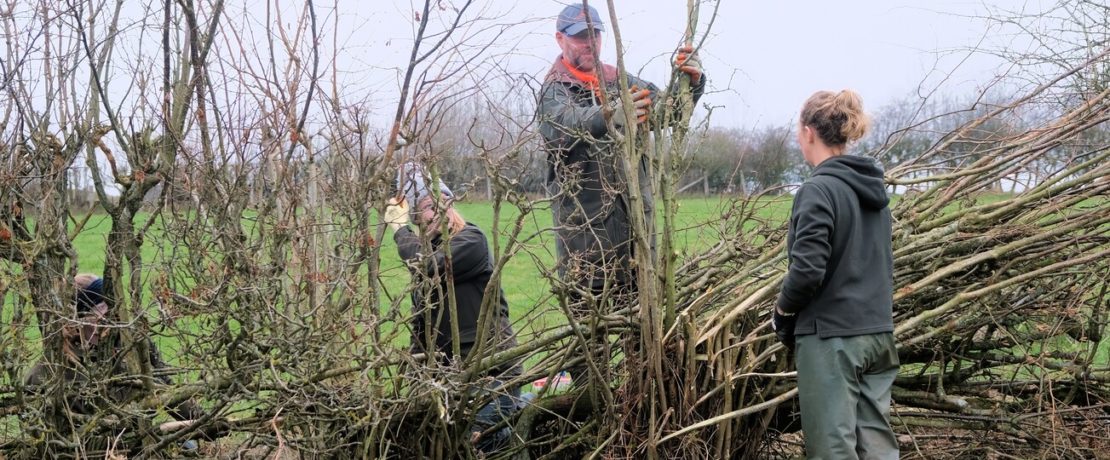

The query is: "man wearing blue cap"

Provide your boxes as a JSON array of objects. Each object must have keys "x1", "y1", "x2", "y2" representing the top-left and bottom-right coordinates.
[{"x1": 538, "y1": 4, "x2": 706, "y2": 312}]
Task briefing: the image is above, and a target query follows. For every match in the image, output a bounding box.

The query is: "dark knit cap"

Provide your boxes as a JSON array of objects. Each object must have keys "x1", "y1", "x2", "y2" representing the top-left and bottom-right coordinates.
[{"x1": 76, "y1": 277, "x2": 106, "y2": 314}]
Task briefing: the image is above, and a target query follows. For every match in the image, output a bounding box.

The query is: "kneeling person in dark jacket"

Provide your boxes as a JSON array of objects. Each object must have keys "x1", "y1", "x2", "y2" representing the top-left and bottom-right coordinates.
[
  {"x1": 384, "y1": 174, "x2": 523, "y2": 454},
  {"x1": 25, "y1": 274, "x2": 205, "y2": 450}
]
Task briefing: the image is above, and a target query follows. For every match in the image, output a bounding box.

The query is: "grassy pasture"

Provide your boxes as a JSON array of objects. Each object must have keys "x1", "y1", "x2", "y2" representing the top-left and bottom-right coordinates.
[
  {"x1": 1, "y1": 197, "x2": 789, "y2": 364},
  {"x1": 4, "y1": 193, "x2": 1105, "y2": 376}
]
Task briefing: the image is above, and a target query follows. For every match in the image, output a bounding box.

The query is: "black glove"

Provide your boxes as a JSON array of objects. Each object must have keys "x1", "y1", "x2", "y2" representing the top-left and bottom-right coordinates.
[{"x1": 772, "y1": 310, "x2": 797, "y2": 350}]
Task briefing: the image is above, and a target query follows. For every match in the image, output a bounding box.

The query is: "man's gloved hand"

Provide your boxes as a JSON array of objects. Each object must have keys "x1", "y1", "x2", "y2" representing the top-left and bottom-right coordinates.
[
  {"x1": 675, "y1": 45, "x2": 703, "y2": 84},
  {"x1": 384, "y1": 198, "x2": 410, "y2": 232},
  {"x1": 772, "y1": 308, "x2": 797, "y2": 351},
  {"x1": 610, "y1": 86, "x2": 653, "y2": 127},
  {"x1": 630, "y1": 86, "x2": 652, "y2": 124}
]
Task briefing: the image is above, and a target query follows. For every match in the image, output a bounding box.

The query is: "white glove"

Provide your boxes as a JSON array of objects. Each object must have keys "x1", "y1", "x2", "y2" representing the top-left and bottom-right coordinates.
[
  {"x1": 675, "y1": 45, "x2": 703, "y2": 84},
  {"x1": 383, "y1": 198, "x2": 410, "y2": 232},
  {"x1": 610, "y1": 87, "x2": 652, "y2": 127}
]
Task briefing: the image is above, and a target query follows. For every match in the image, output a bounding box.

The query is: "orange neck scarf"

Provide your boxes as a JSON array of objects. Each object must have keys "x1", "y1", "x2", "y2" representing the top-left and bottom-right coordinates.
[{"x1": 562, "y1": 57, "x2": 603, "y2": 98}]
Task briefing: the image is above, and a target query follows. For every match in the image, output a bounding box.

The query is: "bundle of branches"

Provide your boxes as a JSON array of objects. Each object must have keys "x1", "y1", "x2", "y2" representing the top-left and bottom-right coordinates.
[{"x1": 578, "y1": 57, "x2": 1110, "y2": 459}]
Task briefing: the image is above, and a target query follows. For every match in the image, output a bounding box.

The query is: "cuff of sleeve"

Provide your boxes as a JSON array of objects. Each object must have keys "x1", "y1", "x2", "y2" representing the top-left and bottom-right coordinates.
[
  {"x1": 591, "y1": 107, "x2": 613, "y2": 134},
  {"x1": 394, "y1": 225, "x2": 414, "y2": 240},
  {"x1": 691, "y1": 73, "x2": 707, "y2": 97},
  {"x1": 776, "y1": 293, "x2": 801, "y2": 315}
]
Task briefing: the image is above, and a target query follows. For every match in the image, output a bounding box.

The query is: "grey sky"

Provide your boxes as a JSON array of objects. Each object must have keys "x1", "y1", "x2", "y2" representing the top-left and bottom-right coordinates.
[
  {"x1": 311, "y1": 0, "x2": 1013, "y2": 129},
  {"x1": 9, "y1": 0, "x2": 1055, "y2": 197}
]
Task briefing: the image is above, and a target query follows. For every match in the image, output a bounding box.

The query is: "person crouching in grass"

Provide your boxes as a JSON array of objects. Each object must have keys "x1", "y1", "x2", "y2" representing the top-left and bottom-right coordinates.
[{"x1": 25, "y1": 274, "x2": 205, "y2": 451}]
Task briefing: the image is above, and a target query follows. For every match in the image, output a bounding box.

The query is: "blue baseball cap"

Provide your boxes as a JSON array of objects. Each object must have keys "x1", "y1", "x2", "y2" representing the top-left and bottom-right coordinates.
[{"x1": 557, "y1": 4, "x2": 605, "y2": 36}]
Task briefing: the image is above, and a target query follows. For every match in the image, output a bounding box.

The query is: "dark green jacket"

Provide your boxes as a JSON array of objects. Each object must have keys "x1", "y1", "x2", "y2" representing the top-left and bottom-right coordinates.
[
  {"x1": 777, "y1": 155, "x2": 895, "y2": 337},
  {"x1": 537, "y1": 56, "x2": 705, "y2": 288}
]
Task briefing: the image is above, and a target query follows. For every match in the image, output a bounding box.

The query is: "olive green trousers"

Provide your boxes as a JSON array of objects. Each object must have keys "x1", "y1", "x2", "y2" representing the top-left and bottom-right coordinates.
[{"x1": 796, "y1": 332, "x2": 899, "y2": 460}]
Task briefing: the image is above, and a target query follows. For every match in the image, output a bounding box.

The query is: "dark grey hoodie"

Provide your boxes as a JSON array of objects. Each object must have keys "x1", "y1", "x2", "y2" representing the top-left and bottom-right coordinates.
[{"x1": 777, "y1": 155, "x2": 895, "y2": 338}]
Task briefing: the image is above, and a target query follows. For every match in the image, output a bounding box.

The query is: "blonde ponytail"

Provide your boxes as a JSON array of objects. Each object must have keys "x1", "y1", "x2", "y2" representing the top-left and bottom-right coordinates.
[
  {"x1": 800, "y1": 89, "x2": 870, "y2": 147},
  {"x1": 444, "y1": 207, "x2": 466, "y2": 237}
]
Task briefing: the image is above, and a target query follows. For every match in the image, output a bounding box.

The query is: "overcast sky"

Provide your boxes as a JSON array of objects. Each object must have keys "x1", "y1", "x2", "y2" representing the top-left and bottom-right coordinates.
[{"x1": 296, "y1": 0, "x2": 1019, "y2": 129}]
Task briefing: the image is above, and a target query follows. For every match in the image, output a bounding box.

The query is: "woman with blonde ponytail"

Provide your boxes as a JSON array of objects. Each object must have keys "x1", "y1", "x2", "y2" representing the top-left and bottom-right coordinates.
[
  {"x1": 773, "y1": 90, "x2": 899, "y2": 459},
  {"x1": 384, "y1": 164, "x2": 524, "y2": 454}
]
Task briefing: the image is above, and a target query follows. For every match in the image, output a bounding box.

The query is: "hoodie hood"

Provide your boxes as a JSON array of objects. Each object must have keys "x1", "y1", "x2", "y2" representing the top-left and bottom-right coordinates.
[{"x1": 813, "y1": 155, "x2": 890, "y2": 210}]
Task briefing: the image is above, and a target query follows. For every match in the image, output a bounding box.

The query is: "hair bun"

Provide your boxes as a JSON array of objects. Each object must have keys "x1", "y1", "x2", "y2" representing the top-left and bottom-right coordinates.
[
  {"x1": 800, "y1": 89, "x2": 870, "y2": 146},
  {"x1": 833, "y1": 90, "x2": 870, "y2": 143}
]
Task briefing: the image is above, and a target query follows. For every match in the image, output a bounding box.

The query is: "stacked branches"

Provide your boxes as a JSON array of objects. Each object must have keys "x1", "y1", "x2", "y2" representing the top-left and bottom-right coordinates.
[{"x1": 631, "y1": 52, "x2": 1110, "y2": 459}]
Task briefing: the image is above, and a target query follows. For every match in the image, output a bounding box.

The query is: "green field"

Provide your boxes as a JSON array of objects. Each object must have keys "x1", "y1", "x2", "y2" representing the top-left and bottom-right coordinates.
[
  {"x1": 5, "y1": 197, "x2": 790, "y2": 361},
  {"x1": 9, "y1": 193, "x2": 1104, "y2": 371}
]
